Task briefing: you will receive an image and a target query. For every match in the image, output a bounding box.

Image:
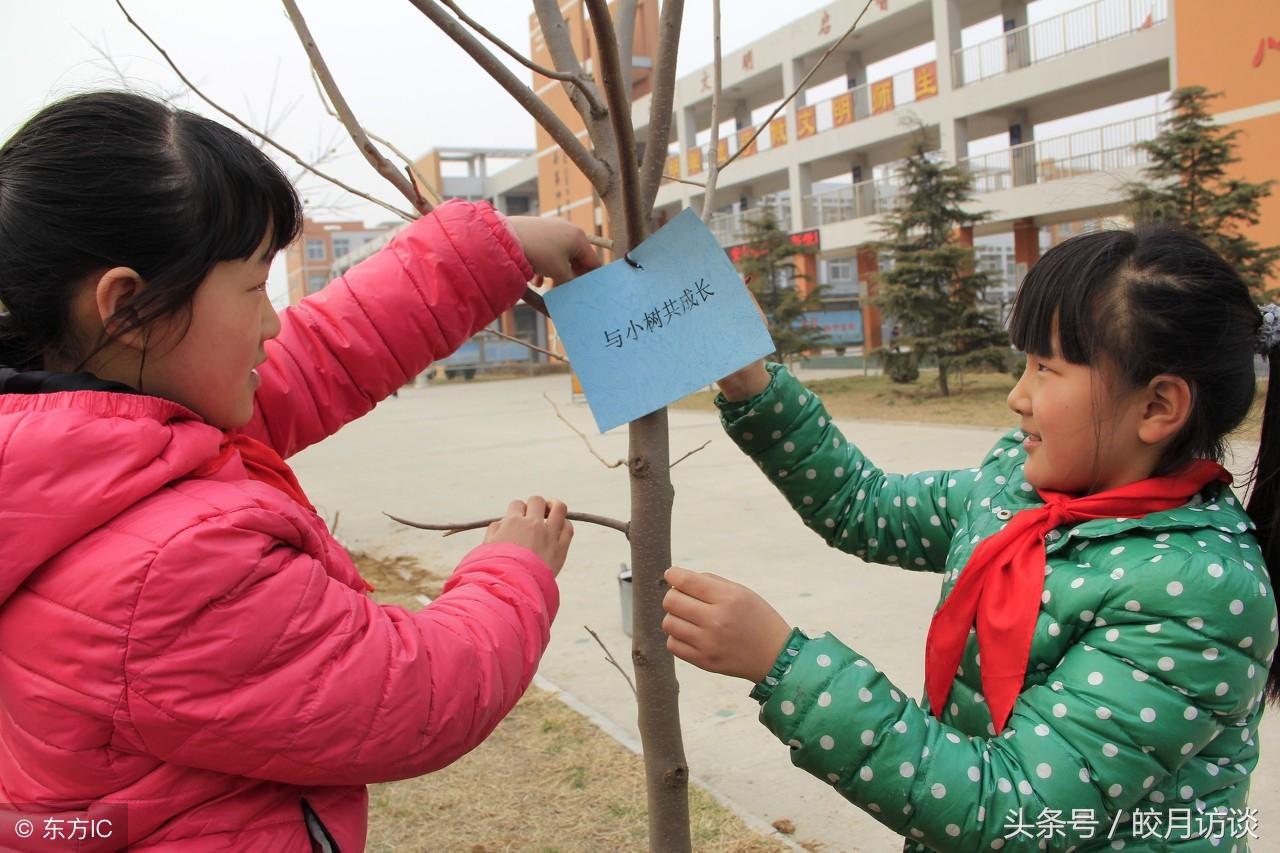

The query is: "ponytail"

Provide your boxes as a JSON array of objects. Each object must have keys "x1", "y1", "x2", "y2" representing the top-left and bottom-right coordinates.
[{"x1": 1247, "y1": 341, "x2": 1280, "y2": 704}]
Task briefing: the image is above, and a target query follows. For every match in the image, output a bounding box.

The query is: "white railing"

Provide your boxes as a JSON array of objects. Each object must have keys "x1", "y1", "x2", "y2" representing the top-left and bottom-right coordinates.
[
  {"x1": 707, "y1": 196, "x2": 792, "y2": 246},
  {"x1": 952, "y1": 0, "x2": 1169, "y2": 87},
  {"x1": 803, "y1": 175, "x2": 909, "y2": 228},
  {"x1": 958, "y1": 112, "x2": 1165, "y2": 194}
]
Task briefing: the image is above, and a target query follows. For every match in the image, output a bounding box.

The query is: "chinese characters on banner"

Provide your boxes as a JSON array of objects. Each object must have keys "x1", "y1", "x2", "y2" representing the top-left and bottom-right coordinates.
[
  {"x1": 914, "y1": 61, "x2": 939, "y2": 100},
  {"x1": 728, "y1": 230, "x2": 820, "y2": 264},
  {"x1": 770, "y1": 117, "x2": 788, "y2": 148},
  {"x1": 832, "y1": 92, "x2": 855, "y2": 127},
  {"x1": 716, "y1": 138, "x2": 729, "y2": 166},
  {"x1": 736, "y1": 127, "x2": 758, "y2": 158},
  {"x1": 1253, "y1": 35, "x2": 1280, "y2": 68},
  {"x1": 797, "y1": 105, "x2": 818, "y2": 139},
  {"x1": 871, "y1": 78, "x2": 895, "y2": 114},
  {"x1": 687, "y1": 147, "x2": 704, "y2": 175},
  {"x1": 665, "y1": 155, "x2": 680, "y2": 179}
]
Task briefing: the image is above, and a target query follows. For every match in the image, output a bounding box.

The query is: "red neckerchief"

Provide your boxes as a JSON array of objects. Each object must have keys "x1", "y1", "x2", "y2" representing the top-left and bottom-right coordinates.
[
  {"x1": 192, "y1": 431, "x2": 316, "y2": 513},
  {"x1": 924, "y1": 459, "x2": 1231, "y2": 732}
]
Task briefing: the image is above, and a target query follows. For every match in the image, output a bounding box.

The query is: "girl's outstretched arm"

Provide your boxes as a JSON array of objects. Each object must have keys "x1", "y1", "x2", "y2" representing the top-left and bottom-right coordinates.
[
  {"x1": 118, "y1": 506, "x2": 558, "y2": 785},
  {"x1": 666, "y1": 553, "x2": 1275, "y2": 851},
  {"x1": 243, "y1": 200, "x2": 533, "y2": 458},
  {"x1": 717, "y1": 362, "x2": 991, "y2": 572}
]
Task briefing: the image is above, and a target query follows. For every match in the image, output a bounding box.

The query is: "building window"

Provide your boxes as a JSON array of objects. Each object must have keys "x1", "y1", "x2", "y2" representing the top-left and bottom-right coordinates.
[
  {"x1": 305, "y1": 239, "x2": 326, "y2": 261},
  {"x1": 827, "y1": 259, "x2": 854, "y2": 282},
  {"x1": 307, "y1": 273, "x2": 328, "y2": 294},
  {"x1": 331, "y1": 237, "x2": 351, "y2": 258}
]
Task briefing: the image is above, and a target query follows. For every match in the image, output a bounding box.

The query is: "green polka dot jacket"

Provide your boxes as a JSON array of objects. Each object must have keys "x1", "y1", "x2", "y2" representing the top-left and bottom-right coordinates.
[{"x1": 717, "y1": 364, "x2": 1277, "y2": 852}]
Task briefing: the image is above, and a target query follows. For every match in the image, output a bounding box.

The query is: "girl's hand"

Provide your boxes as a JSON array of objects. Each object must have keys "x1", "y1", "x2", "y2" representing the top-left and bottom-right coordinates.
[
  {"x1": 662, "y1": 567, "x2": 792, "y2": 682},
  {"x1": 507, "y1": 216, "x2": 601, "y2": 284},
  {"x1": 717, "y1": 360, "x2": 770, "y2": 401},
  {"x1": 482, "y1": 497, "x2": 574, "y2": 576}
]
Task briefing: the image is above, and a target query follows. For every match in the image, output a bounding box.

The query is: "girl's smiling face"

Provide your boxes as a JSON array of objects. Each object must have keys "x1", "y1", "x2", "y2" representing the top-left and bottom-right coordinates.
[{"x1": 1006, "y1": 340, "x2": 1160, "y2": 495}]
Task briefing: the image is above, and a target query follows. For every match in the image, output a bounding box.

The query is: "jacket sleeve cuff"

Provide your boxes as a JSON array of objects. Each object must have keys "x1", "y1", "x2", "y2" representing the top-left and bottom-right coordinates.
[
  {"x1": 749, "y1": 626, "x2": 809, "y2": 703},
  {"x1": 475, "y1": 202, "x2": 535, "y2": 282}
]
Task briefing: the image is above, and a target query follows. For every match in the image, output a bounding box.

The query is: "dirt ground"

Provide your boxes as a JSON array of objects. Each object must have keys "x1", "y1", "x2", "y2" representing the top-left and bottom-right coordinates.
[{"x1": 353, "y1": 552, "x2": 794, "y2": 853}]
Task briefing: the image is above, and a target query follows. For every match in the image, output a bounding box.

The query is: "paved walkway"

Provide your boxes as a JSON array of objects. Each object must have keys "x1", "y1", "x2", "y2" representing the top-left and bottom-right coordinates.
[{"x1": 289, "y1": 373, "x2": 1277, "y2": 852}]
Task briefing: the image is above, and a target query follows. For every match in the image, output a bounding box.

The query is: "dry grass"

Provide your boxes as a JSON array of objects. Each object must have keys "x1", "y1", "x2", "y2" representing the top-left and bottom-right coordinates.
[
  {"x1": 674, "y1": 370, "x2": 1266, "y2": 442},
  {"x1": 352, "y1": 552, "x2": 789, "y2": 853}
]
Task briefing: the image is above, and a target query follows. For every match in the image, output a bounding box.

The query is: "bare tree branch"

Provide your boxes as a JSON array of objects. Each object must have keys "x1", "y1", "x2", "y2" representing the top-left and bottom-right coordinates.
[
  {"x1": 482, "y1": 328, "x2": 566, "y2": 362},
  {"x1": 587, "y1": 234, "x2": 616, "y2": 251},
  {"x1": 530, "y1": 0, "x2": 617, "y2": 192},
  {"x1": 440, "y1": 0, "x2": 606, "y2": 118},
  {"x1": 719, "y1": 0, "x2": 875, "y2": 172},
  {"x1": 662, "y1": 173, "x2": 706, "y2": 189},
  {"x1": 532, "y1": 0, "x2": 609, "y2": 133},
  {"x1": 638, "y1": 0, "x2": 685, "y2": 213},
  {"x1": 699, "y1": 0, "x2": 723, "y2": 222},
  {"x1": 669, "y1": 439, "x2": 711, "y2": 469},
  {"x1": 307, "y1": 69, "x2": 444, "y2": 209},
  {"x1": 385, "y1": 511, "x2": 631, "y2": 539},
  {"x1": 115, "y1": 0, "x2": 416, "y2": 222},
  {"x1": 586, "y1": 625, "x2": 637, "y2": 696},
  {"x1": 544, "y1": 392, "x2": 626, "y2": 469},
  {"x1": 616, "y1": 0, "x2": 639, "y2": 93},
  {"x1": 282, "y1": 0, "x2": 430, "y2": 215},
  {"x1": 586, "y1": 0, "x2": 644, "y2": 247},
  {"x1": 408, "y1": 0, "x2": 611, "y2": 192}
]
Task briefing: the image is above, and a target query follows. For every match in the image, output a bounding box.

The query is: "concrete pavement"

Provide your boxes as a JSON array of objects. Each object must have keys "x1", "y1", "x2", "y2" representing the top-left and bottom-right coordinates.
[{"x1": 288, "y1": 373, "x2": 1278, "y2": 852}]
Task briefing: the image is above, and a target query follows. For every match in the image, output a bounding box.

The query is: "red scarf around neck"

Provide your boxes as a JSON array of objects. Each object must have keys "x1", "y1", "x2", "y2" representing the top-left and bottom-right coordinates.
[
  {"x1": 924, "y1": 459, "x2": 1230, "y2": 733},
  {"x1": 191, "y1": 432, "x2": 316, "y2": 513}
]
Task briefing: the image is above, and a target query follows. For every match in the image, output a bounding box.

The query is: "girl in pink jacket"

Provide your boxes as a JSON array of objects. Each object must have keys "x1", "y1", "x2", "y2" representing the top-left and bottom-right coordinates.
[{"x1": 0, "y1": 92, "x2": 599, "y2": 851}]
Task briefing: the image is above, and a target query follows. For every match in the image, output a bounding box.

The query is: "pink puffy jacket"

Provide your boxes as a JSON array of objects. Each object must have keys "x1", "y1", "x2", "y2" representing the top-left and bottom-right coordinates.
[{"x1": 0, "y1": 201, "x2": 558, "y2": 851}]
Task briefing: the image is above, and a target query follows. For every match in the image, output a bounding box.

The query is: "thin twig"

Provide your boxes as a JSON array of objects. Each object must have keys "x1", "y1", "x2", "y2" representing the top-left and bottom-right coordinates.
[
  {"x1": 440, "y1": 0, "x2": 606, "y2": 117},
  {"x1": 585, "y1": 625, "x2": 637, "y2": 696},
  {"x1": 639, "y1": 0, "x2": 686, "y2": 212},
  {"x1": 385, "y1": 511, "x2": 631, "y2": 539},
  {"x1": 544, "y1": 393, "x2": 626, "y2": 469},
  {"x1": 309, "y1": 69, "x2": 444, "y2": 208},
  {"x1": 409, "y1": 0, "x2": 612, "y2": 193},
  {"x1": 586, "y1": 0, "x2": 645, "y2": 247},
  {"x1": 482, "y1": 327, "x2": 567, "y2": 362},
  {"x1": 700, "y1": 0, "x2": 723, "y2": 222},
  {"x1": 669, "y1": 439, "x2": 711, "y2": 469},
  {"x1": 114, "y1": 0, "x2": 416, "y2": 223},
  {"x1": 719, "y1": 0, "x2": 875, "y2": 173},
  {"x1": 587, "y1": 234, "x2": 615, "y2": 251},
  {"x1": 282, "y1": 0, "x2": 428, "y2": 215},
  {"x1": 662, "y1": 173, "x2": 707, "y2": 189}
]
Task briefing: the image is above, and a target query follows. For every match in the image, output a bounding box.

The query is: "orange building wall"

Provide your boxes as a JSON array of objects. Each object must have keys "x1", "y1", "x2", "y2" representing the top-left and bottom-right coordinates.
[{"x1": 1174, "y1": 0, "x2": 1280, "y2": 281}]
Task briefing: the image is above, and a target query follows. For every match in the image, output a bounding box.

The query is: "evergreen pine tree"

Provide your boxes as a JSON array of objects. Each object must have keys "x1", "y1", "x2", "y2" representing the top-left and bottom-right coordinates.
[
  {"x1": 1127, "y1": 86, "x2": 1279, "y2": 294},
  {"x1": 733, "y1": 206, "x2": 827, "y2": 362},
  {"x1": 874, "y1": 137, "x2": 1009, "y2": 396}
]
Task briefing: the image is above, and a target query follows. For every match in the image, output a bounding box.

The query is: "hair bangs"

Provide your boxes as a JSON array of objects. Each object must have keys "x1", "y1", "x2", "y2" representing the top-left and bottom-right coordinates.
[
  {"x1": 178, "y1": 115, "x2": 302, "y2": 265},
  {"x1": 1009, "y1": 230, "x2": 1137, "y2": 365}
]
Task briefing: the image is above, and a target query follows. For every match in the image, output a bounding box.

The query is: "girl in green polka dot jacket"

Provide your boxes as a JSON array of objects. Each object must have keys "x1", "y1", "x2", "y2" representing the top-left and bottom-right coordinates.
[{"x1": 662, "y1": 227, "x2": 1280, "y2": 852}]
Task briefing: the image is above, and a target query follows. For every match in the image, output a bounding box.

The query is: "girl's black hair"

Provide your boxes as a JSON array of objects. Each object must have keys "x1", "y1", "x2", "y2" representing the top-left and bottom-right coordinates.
[
  {"x1": 1009, "y1": 226, "x2": 1280, "y2": 702},
  {"x1": 0, "y1": 91, "x2": 301, "y2": 370}
]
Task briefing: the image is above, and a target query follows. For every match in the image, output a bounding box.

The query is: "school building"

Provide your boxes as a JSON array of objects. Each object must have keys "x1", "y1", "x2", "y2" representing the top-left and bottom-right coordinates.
[{"x1": 304, "y1": 0, "x2": 1278, "y2": 361}]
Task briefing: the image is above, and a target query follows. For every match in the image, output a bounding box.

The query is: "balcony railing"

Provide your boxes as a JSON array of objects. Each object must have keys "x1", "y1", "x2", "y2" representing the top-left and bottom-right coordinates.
[
  {"x1": 804, "y1": 176, "x2": 908, "y2": 228},
  {"x1": 952, "y1": 0, "x2": 1169, "y2": 87},
  {"x1": 957, "y1": 112, "x2": 1165, "y2": 193},
  {"x1": 707, "y1": 196, "x2": 792, "y2": 246}
]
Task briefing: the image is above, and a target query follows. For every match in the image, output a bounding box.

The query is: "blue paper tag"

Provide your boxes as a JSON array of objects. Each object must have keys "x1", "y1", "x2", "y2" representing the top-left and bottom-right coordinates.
[{"x1": 543, "y1": 208, "x2": 775, "y2": 433}]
